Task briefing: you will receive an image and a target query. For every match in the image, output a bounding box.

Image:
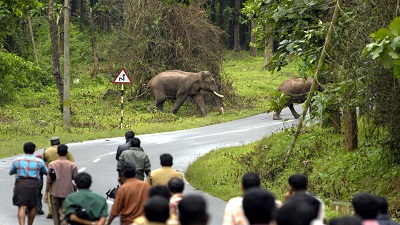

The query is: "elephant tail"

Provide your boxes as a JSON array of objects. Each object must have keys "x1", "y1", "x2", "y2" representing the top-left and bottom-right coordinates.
[{"x1": 127, "y1": 78, "x2": 153, "y2": 101}]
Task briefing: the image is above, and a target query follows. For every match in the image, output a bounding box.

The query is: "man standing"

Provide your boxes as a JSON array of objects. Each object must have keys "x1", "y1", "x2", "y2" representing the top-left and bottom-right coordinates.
[
  {"x1": 9, "y1": 142, "x2": 48, "y2": 225},
  {"x1": 117, "y1": 137, "x2": 151, "y2": 181},
  {"x1": 242, "y1": 188, "x2": 276, "y2": 225},
  {"x1": 178, "y1": 194, "x2": 209, "y2": 225},
  {"x1": 222, "y1": 172, "x2": 263, "y2": 225},
  {"x1": 44, "y1": 144, "x2": 78, "y2": 225},
  {"x1": 107, "y1": 162, "x2": 151, "y2": 225},
  {"x1": 116, "y1": 130, "x2": 135, "y2": 161},
  {"x1": 147, "y1": 153, "x2": 183, "y2": 186},
  {"x1": 284, "y1": 174, "x2": 325, "y2": 224},
  {"x1": 43, "y1": 137, "x2": 75, "y2": 219},
  {"x1": 65, "y1": 172, "x2": 108, "y2": 225}
]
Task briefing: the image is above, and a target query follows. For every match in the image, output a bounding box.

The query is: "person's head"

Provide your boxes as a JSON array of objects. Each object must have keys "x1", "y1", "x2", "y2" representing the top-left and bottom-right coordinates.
[
  {"x1": 329, "y1": 216, "x2": 362, "y2": 225},
  {"x1": 242, "y1": 173, "x2": 261, "y2": 191},
  {"x1": 375, "y1": 195, "x2": 389, "y2": 215},
  {"x1": 57, "y1": 144, "x2": 68, "y2": 156},
  {"x1": 276, "y1": 193, "x2": 320, "y2": 225},
  {"x1": 125, "y1": 131, "x2": 135, "y2": 140},
  {"x1": 50, "y1": 137, "x2": 60, "y2": 145},
  {"x1": 168, "y1": 177, "x2": 185, "y2": 194},
  {"x1": 243, "y1": 188, "x2": 276, "y2": 224},
  {"x1": 23, "y1": 142, "x2": 36, "y2": 154},
  {"x1": 352, "y1": 192, "x2": 379, "y2": 220},
  {"x1": 160, "y1": 153, "x2": 173, "y2": 167},
  {"x1": 130, "y1": 137, "x2": 141, "y2": 148},
  {"x1": 145, "y1": 196, "x2": 170, "y2": 223},
  {"x1": 121, "y1": 162, "x2": 137, "y2": 178},
  {"x1": 179, "y1": 194, "x2": 209, "y2": 225},
  {"x1": 288, "y1": 174, "x2": 308, "y2": 191},
  {"x1": 74, "y1": 172, "x2": 92, "y2": 189},
  {"x1": 149, "y1": 185, "x2": 171, "y2": 200}
]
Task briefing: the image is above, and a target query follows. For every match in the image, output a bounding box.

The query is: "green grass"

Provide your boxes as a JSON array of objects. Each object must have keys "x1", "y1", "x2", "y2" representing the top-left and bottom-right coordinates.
[
  {"x1": 185, "y1": 124, "x2": 400, "y2": 220},
  {"x1": 0, "y1": 52, "x2": 294, "y2": 158}
]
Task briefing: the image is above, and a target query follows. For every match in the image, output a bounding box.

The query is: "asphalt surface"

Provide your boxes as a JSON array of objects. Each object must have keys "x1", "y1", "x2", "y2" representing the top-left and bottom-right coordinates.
[{"x1": 0, "y1": 106, "x2": 302, "y2": 225}]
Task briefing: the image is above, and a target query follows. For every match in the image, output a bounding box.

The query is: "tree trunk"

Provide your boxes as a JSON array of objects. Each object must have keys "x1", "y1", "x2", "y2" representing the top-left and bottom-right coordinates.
[
  {"x1": 63, "y1": 0, "x2": 71, "y2": 132},
  {"x1": 283, "y1": 0, "x2": 343, "y2": 167},
  {"x1": 233, "y1": 0, "x2": 241, "y2": 52},
  {"x1": 27, "y1": 16, "x2": 39, "y2": 67},
  {"x1": 263, "y1": 26, "x2": 273, "y2": 68},
  {"x1": 343, "y1": 109, "x2": 358, "y2": 150},
  {"x1": 58, "y1": 11, "x2": 64, "y2": 54},
  {"x1": 210, "y1": 0, "x2": 216, "y2": 24},
  {"x1": 250, "y1": 20, "x2": 256, "y2": 57},
  {"x1": 49, "y1": 0, "x2": 64, "y2": 109},
  {"x1": 90, "y1": 6, "x2": 99, "y2": 78},
  {"x1": 218, "y1": 0, "x2": 225, "y2": 30},
  {"x1": 79, "y1": 0, "x2": 85, "y2": 32}
]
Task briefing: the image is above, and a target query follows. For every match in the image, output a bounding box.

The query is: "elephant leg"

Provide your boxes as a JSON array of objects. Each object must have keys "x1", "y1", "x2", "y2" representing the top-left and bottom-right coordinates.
[
  {"x1": 273, "y1": 109, "x2": 282, "y2": 120},
  {"x1": 288, "y1": 103, "x2": 301, "y2": 119},
  {"x1": 148, "y1": 100, "x2": 165, "y2": 112},
  {"x1": 192, "y1": 94, "x2": 208, "y2": 116},
  {"x1": 171, "y1": 96, "x2": 188, "y2": 114}
]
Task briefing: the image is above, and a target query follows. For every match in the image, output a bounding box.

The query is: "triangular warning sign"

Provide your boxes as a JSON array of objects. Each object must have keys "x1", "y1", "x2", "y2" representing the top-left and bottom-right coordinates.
[{"x1": 113, "y1": 68, "x2": 133, "y2": 84}]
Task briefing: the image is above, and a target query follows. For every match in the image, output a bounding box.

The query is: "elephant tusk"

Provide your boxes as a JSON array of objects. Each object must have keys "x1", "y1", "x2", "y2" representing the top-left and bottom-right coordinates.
[{"x1": 213, "y1": 91, "x2": 224, "y2": 98}]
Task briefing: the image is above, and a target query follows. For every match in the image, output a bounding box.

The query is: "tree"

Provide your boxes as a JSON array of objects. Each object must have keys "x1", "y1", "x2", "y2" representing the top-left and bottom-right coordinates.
[{"x1": 49, "y1": 0, "x2": 64, "y2": 108}]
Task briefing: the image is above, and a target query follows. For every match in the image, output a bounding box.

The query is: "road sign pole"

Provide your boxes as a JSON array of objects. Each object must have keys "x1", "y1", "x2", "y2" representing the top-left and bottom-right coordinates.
[{"x1": 120, "y1": 84, "x2": 124, "y2": 129}]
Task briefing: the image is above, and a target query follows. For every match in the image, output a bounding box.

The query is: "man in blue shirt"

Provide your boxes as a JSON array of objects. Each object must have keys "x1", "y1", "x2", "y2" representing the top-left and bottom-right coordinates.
[{"x1": 9, "y1": 142, "x2": 48, "y2": 225}]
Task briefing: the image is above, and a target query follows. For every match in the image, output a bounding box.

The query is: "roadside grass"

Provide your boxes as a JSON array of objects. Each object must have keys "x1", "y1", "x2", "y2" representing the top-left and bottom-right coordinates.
[
  {"x1": 185, "y1": 122, "x2": 400, "y2": 220},
  {"x1": 0, "y1": 52, "x2": 294, "y2": 158}
]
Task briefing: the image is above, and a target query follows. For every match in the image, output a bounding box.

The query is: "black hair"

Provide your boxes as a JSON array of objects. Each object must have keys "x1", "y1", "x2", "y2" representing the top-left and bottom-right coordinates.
[
  {"x1": 23, "y1": 142, "x2": 36, "y2": 154},
  {"x1": 160, "y1": 153, "x2": 173, "y2": 166},
  {"x1": 168, "y1": 177, "x2": 185, "y2": 194},
  {"x1": 288, "y1": 174, "x2": 308, "y2": 191},
  {"x1": 352, "y1": 192, "x2": 379, "y2": 220},
  {"x1": 276, "y1": 194, "x2": 320, "y2": 225},
  {"x1": 375, "y1": 195, "x2": 389, "y2": 214},
  {"x1": 57, "y1": 144, "x2": 68, "y2": 156},
  {"x1": 243, "y1": 188, "x2": 276, "y2": 224},
  {"x1": 74, "y1": 172, "x2": 92, "y2": 189},
  {"x1": 179, "y1": 194, "x2": 208, "y2": 225},
  {"x1": 125, "y1": 131, "x2": 135, "y2": 139},
  {"x1": 242, "y1": 173, "x2": 261, "y2": 190},
  {"x1": 130, "y1": 137, "x2": 141, "y2": 148},
  {"x1": 149, "y1": 185, "x2": 171, "y2": 200},
  {"x1": 121, "y1": 162, "x2": 137, "y2": 178},
  {"x1": 145, "y1": 196, "x2": 170, "y2": 223},
  {"x1": 329, "y1": 216, "x2": 362, "y2": 225}
]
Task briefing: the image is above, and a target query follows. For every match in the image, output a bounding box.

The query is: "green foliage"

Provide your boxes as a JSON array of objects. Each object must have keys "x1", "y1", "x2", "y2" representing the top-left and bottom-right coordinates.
[
  {"x1": 0, "y1": 51, "x2": 52, "y2": 105},
  {"x1": 242, "y1": 0, "x2": 334, "y2": 72},
  {"x1": 362, "y1": 17, "x2": 400, "y2": 78},
  {"x1": 186, "y1": 124, "x2": 400, "y2": 219}
]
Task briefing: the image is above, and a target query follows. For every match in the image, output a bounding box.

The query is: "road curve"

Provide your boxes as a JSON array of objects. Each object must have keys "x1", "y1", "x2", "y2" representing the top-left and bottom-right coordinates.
[{"x1": 0, "y1": 106, "x2": 301, "y2": 225}]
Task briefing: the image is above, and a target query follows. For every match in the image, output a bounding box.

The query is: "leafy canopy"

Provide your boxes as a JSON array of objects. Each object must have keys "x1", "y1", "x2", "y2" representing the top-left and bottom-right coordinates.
[{"x1": 362, "y1": 17, "x2": 400, "y2": 78}]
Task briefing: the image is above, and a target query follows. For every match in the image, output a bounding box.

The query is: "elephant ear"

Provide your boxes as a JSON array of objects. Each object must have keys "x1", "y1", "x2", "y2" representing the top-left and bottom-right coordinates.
[{"x1": 177, "y1": 73, "x2": 201, "y2": 97}]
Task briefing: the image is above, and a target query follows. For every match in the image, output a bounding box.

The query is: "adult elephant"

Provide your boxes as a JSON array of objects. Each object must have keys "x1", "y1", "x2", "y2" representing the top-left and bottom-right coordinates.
[
  {"x1": 273, "y1": 77, "x2": 322, "y2": 120},
  {"x1": 147, "y1": 70, "x2": 224, "y2": 116}
]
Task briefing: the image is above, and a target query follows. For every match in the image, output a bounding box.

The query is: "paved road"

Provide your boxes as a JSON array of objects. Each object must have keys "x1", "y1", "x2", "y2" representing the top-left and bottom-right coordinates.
[{"x1": 0, "y1": 106, "x2": 301, "y2": 225}]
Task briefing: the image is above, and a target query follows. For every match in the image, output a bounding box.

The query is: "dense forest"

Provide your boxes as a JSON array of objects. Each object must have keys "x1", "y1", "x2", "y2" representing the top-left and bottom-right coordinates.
[{"x1": 2, "y1": 0, "x2": 400, "y2": 179}]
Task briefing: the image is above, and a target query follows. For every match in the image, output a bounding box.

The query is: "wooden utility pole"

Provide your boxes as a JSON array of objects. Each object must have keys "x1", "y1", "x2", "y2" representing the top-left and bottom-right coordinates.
[
  {"x1": 283, "y1": 0, "x2": 343, "y2": 167},
  {"x1": 63, "y1": 0, "x2": 71, "y2": 132}
]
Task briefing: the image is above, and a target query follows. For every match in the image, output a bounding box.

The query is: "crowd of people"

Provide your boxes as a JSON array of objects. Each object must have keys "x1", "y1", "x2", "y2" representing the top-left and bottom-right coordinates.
[{"x1": 8, "y1": 130, "x2": 400, "y2": 225}]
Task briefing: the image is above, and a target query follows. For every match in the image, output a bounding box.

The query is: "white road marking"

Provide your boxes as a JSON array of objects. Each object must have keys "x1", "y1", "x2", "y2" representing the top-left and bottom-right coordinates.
[
  {"x1": 93, "y1": 158, "x2": 101, "y2": 162},
  {"x1": 78, "y1": 167, "x2": 86, "y2": 172}
]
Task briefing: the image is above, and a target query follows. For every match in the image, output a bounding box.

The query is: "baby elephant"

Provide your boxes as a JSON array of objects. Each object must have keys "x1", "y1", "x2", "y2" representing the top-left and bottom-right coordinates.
[{"x1": 272, "y1": 77, "x2": 322, "y2": 120}]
